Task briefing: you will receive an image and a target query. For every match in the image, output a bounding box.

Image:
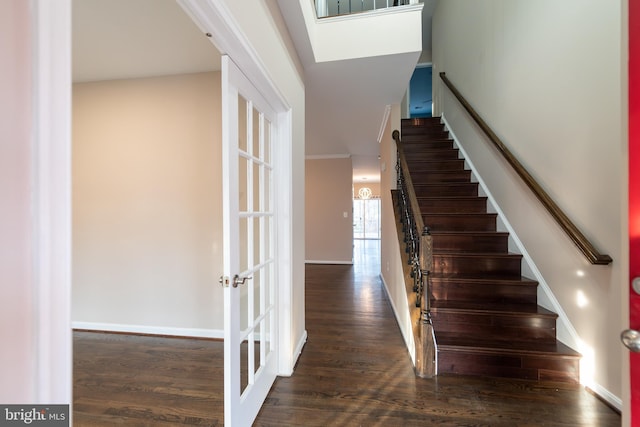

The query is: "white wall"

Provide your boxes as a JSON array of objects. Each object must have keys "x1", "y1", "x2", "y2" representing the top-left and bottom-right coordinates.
[
  {"x1": 432, "y1": 0, "x2": 625, "y2": 406},
  {"x1": 72, "y1": 72, "x2": 223, "y2": 334}
]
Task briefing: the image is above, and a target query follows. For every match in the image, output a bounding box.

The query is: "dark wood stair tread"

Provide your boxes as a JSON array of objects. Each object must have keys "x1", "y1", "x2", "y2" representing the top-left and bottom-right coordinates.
[
  {"x1": 431, "y1": 300, "x2": 557, "y2": 317},
  {"x1": 430, "y1": 273, "x2": 537, "y2": 284},
  {"x1": 436, "y1": 332, "x2": 580, "y2": 358}
]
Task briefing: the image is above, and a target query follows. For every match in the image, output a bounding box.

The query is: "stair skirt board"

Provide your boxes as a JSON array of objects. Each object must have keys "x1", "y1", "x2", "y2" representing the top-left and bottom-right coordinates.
[{"x1": 72, "y1": 321, "x2": 224, "y2": 340}]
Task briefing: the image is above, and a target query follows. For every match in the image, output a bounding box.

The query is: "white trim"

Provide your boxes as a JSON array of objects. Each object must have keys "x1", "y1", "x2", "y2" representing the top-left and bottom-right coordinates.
[
  {"x1": 72, "y1": 322, "x2": 224, "y2": 339},
  {"x1": 588, "y1": 383, "x2": 623, "y2": 412},
  {"x1": 32, "y1": 0, "x2": 72, "y2": 405},
  {"x1": 276, "y1": 108, "x2": 295, "y2": 376},
  {"x1": 378, "y1": 104, "x2": 392, "y2": 144},
  {"x1": 280, "y1": 330, "x2": 308, "y2": 377},
  {"x1": 178, "y1": 0, "x2": 289, "y2": 113},
  {"x1": 305, "y1": 154, "x2": 351, "y2": 160},
  {"x1": 305, "y1": 260, "x2": 353, "y2": 265}
]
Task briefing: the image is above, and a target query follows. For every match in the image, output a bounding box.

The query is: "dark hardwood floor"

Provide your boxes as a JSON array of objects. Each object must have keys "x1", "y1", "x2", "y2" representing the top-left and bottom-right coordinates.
[{"x1": 74, "y1": 240, "x2": 621, "y2": 426}]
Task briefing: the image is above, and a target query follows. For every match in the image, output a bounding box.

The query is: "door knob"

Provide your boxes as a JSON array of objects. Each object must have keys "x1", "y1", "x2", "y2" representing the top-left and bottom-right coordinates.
[
  {"x1": 232, "y1": 274, "x2": 252, "y2": 288},
  {"x1": 621, "y1": 329, "x2": 640, "y2": 352}
]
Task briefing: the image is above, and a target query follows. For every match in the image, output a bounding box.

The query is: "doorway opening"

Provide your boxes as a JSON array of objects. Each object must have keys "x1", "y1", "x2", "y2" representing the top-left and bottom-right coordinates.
[
  {"x1": 352, "y1": 183, "x2": 381, "y2": 270},
  {"x1": 353, "y1": 197, "x2": 381, "y2": 240},
  {"x1": 408, "y1": 64, "x2": 433, "y2": 118}
]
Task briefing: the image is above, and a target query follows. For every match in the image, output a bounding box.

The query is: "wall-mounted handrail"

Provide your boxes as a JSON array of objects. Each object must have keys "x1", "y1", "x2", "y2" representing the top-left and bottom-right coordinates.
[{"x1": 439, "y1": 72, "x2": 612, "y2": 265}]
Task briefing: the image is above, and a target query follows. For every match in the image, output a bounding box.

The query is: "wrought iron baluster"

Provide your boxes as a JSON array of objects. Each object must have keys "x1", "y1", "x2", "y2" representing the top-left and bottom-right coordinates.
[{"x1": 394, "y1": 129, "x2": 437, "y2": 379}]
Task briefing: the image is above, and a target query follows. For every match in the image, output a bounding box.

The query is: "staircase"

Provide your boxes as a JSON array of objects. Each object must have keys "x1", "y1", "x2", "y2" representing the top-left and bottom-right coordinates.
[{"x1": 398, "y1": 117, "x2": 580, "y2": 383}]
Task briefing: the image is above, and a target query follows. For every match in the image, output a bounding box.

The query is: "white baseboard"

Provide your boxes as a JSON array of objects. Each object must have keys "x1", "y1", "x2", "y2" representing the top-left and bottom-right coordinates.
[
  {"x1": 305, "y1": 260, "x2": 353, "y2": 265},
  {"x1": 293, "y1": 330, "x2": 308, "y2": 370},
  {"x1": 587, "y1": 382, "x2": 623, "y2": 412},
  {"x1": 72, "y1": 321, "x2": 224, "y2": 340}
]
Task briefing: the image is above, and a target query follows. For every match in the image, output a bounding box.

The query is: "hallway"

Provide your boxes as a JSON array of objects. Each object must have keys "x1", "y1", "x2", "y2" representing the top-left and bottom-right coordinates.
[{"x1": 73, "y1": 239, "x2": 621, "y2": 425}]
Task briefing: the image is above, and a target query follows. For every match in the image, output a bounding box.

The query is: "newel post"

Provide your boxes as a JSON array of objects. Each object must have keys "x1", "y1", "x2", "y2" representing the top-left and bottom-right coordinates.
[{"x1": 415, "y1": 226, "x2": 437, "y2": 378}]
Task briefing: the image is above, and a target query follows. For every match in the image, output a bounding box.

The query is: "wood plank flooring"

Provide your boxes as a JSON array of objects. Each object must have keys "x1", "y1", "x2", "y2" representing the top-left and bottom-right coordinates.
[{"x1": 73, "y1": 240, "x2": 621, "y2": 426}]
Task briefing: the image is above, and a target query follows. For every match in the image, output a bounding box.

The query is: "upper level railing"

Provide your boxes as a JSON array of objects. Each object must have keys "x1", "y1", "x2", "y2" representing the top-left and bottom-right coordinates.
[
  {"x1": 315, "y1": 0, "x2": 412, "y2": 18},
  {"x1": 439, "y1": 72, "x2": 612, "y2": 266}
]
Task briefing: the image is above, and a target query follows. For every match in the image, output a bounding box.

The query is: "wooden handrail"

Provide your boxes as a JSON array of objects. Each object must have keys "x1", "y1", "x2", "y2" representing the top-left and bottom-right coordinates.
[
  {"x1": 393, "y1": 130, "x2": 425, "y2": 237},
  {"x1": 439, "y1": 72, "x2": 612, "y2": 265}
]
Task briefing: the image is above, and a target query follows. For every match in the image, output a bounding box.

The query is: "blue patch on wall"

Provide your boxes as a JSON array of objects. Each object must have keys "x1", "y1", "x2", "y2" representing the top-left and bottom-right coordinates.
[{"x1": 409, "y1": 66, "x2": 432, "y2": 118}]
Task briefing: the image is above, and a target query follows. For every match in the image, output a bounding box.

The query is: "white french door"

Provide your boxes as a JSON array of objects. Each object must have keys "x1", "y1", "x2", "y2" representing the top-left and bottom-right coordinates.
[{"x1": 221, "y1": 55, "x2": 278, "y2": 426}]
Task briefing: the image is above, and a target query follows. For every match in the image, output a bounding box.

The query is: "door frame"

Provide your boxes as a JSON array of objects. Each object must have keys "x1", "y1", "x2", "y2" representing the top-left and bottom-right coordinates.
[{"x1": 24, "y1": 0, "x2": 295, "y2": 405}]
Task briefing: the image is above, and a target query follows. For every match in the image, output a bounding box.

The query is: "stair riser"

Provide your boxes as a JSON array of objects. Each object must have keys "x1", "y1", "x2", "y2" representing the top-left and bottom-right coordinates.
[
  {"x1": 433, "y1": 254, "x2": 521, "y2": 276},
  {"x1": 402, "y1": 127, "x2": 447, "y2": 135},
  {"x1": 409, "y1": 160, "x2": 465, "y2": 172},
  {"x1": 402, "y1": 136, "x2": 451, "y2": 145},
  {"x1": 437, "y1": 350, "x2": 580, "y2": 383},
  {"x1": 431, "y1": 312, "x2": 557, "y2": 343},
  {"x1": 402, "y1": 139, "x2": 454, "y2": 150},
  {"x1": 411, "y1": 171, "x2": 472, "y2": 183},
  {"x1": 432, "y1": 233, "x2": 508, "y2": 253},
  {"x1": 431, "y1": 281, "x2": 537, "y2": 304},
  {"x1": 419, "y1": 198, "x2": 488, "y2": 214},
  {"x1": 405, "y1": 150, "x2": 460, "y2": 160},
  {"x1": 413, "y1": 183, "x2": 478, "y2": 197},
  {"x1": 423, "y1": 214, "x2": 496, "y2": 232},
  {"x1": 402, "y1": 118, "x2": 442, "y2": 126}
]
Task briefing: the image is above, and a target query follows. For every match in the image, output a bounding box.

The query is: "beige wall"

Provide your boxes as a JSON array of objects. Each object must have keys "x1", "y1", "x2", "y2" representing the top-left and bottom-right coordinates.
[
  {"x1": 72, "y1": 72, "x2": 223, "y2": 332},
  {"x1": 306, "y1": 158, "x2": 354, "y2": 263},
  {"x1": 433, "y1": 0, "x2": 625, "y2": 406}
]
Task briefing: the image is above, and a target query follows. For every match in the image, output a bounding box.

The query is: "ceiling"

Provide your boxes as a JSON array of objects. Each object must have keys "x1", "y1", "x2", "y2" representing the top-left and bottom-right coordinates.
[
  {"x1": 72, "y1": 0, "x2": 435, "y2": 183},
  {"x1": 72, "y1": 0, "x2": 220, "y2": 82}
]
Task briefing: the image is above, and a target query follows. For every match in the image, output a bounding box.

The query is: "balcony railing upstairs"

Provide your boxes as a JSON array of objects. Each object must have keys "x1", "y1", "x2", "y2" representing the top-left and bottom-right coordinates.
[{"x1": 316, "y1": 0, "x2": 413, "y2": 18}]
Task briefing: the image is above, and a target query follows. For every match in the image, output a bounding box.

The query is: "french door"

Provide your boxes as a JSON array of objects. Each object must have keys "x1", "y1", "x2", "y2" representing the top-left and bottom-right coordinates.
[
  {"x1": 353, "y1": 197, "x2": 381, "y2": 239},
  {"x1": 221, "y1": 55, "x2": 278, "y2": 426}
]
